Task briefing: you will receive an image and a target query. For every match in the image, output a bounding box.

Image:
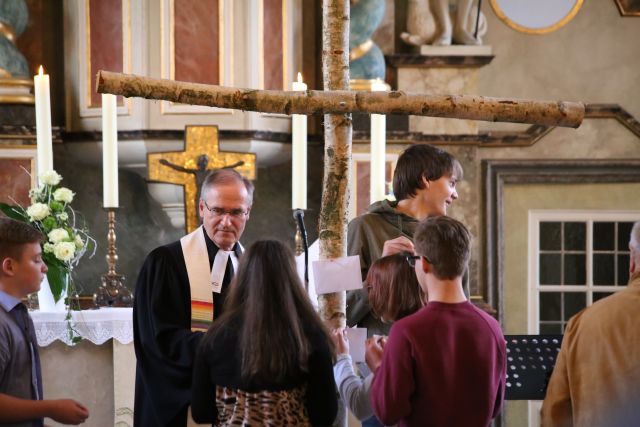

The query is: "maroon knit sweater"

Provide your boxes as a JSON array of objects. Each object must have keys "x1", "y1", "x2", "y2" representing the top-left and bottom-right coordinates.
[{"x1": 371, "y1": 301, "x2": 506, "y2": 427}]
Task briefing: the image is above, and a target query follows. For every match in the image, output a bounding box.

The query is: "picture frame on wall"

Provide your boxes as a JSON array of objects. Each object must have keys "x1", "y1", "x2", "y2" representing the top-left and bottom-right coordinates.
[{"x1": 0, "y1": 147, "x2": 37, "y2": 208}]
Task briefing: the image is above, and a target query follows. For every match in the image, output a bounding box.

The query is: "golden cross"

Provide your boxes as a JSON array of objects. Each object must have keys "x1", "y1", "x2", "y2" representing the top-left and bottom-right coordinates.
[{"x1": 148, "y1": 125, "x2": 256, "y2": 233}]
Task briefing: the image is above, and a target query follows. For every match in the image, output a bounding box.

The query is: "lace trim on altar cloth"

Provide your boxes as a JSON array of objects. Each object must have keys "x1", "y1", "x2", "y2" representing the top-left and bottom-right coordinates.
[{"x1": 30, "y1": 308, "x2": 133, "y2": 346}]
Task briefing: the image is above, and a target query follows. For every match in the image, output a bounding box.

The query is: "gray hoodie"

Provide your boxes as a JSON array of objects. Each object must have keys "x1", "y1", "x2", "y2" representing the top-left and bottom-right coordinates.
[{"x1": 346, "y1": 200, "x2": 418, "y2": 335}]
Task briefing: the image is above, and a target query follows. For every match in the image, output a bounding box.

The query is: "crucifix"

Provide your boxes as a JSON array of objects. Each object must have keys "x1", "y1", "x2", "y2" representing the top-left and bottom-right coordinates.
[
  {"x1": 96, "y1": 1, "x2": 584, "y2": 331},
  {"x1": 147, "y1": 125, "x2": 256, "y2": 233}
]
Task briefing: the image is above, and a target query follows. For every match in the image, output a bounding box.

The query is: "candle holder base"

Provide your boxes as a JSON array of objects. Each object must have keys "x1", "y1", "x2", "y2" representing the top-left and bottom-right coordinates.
[
  {"x1": 94, "y1": 273, "x2": 133, "y2": 308},
  {"x1": 94, "y1": 207, "x2": 133, "y2": 308}
]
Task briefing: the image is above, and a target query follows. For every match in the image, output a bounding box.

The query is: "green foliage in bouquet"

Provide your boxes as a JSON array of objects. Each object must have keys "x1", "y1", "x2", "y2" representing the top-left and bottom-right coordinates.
[{"x1": 0, "y1": 170, "x2": 95, "y2": 303}]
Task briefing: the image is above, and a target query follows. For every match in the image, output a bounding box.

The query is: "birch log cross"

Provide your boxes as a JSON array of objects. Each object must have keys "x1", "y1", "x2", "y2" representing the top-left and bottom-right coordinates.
[
  {"x1": 96, "y1": 70, "x2": 585, "y2": 128},
  {"x1": 96, "y1": 0, "x2": 585, "y2": 333}
]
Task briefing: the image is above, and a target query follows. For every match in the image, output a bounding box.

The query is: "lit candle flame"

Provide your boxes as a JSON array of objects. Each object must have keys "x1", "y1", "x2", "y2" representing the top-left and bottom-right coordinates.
[
  {"x1": 297, "y1": 72, "x2": 303, "y2": 84},
  {"x1": 38, "y1": 65, "x2": 45, "y2": 76}
]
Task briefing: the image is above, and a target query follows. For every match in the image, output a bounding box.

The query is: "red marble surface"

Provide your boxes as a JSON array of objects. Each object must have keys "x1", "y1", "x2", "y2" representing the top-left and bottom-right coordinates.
[
  {"x1": 0, "y1": 159, "x2": 32, "y2": 207},
  {"x1": 263, "y1": 0, "x2": 283, "y2": 90},
  {"x1": 89, "y1": 0, "x2": 124, "y2": 107},
  {"x1": 355, "y1": 160, "x2": 393, "y2": 215},
  {"x1": 174, "y1": 0, "x2": 219, "y2": 85}
]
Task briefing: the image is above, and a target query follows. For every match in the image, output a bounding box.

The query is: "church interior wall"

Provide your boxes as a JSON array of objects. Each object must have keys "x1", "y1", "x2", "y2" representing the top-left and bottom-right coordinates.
[
  {"x1": 2, "y1": 0, "x2": 639, "y2": 426},
  {"x1": 501, "y1": 182, "x2": 640, "y2": 426},
  {"x1": 5, "y1": 0, "x2": 639, "y2": 314},
  {"x1": 478, "y1": 0, "x2": 639, "y2": 122}
]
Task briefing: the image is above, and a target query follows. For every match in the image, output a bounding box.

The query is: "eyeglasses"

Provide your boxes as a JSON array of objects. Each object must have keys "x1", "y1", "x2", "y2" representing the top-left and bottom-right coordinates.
[
  {"x1": 406, "y1": 255, "x2": 421, "y2": 267},
  {"x1": 203, "y1": 201, "x2": 248, "y2": 218},
  {"x1": 406, "y1": 254, "x2": 431, "y2": 267}
]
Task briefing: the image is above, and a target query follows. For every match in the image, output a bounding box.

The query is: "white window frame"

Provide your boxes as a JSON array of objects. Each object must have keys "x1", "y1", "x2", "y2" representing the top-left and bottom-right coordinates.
[{"x1": 526, "y1": 210, "x2": 639, "y2": 427}]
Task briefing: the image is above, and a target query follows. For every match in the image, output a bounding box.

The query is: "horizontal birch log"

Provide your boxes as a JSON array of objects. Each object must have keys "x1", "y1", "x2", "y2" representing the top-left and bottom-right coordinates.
[{"x1": 96, "y1": 70, "x2": 585, "y2": 128}]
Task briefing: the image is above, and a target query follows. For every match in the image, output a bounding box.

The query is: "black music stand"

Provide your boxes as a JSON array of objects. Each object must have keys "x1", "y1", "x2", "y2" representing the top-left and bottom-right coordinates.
[{"x1": 504, "y1": 335, "x2": 563, "y2": 400}]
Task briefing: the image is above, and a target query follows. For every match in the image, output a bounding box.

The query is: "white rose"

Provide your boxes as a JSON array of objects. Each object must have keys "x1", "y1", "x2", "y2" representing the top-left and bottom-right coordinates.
[
  {"x1": 40, "y1": 170, "x2": 62, "y2": 186},
  {"x1": 43, "y1": 242, "x2": 54, "y2": 253},
  {"x1": 26, "y1": 203, "x2": 50, "y2": 221},
  {"x1": 53, "y1": 187, "x2": 74, "y2": 203},
  {"x1": 48, "y1": 228, "x2": 70, "y2": 244},
  {"x1": 74, "y1": 235, "x2": 85, "y2": 249},
  {"x1": 57, "y1": 212, "x2": 68, "y2": 221},
  {"x1": 53, "y1": 241, "x2": 75, "y2": 262}
]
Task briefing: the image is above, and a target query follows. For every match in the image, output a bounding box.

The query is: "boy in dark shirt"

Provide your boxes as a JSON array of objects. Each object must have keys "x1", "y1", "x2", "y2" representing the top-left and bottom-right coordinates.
[
  {"x1": 370, "y1": 216, "x2": 506, "y2": 427},
  {"x1": 0, "y1": 218, "x2": 89, "y2": 426}
]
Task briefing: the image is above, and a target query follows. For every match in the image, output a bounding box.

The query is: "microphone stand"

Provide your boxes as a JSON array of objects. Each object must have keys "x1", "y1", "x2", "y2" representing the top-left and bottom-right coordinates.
[{"x1": 293, "y1": 209, "x2": 309, "y2": 291}]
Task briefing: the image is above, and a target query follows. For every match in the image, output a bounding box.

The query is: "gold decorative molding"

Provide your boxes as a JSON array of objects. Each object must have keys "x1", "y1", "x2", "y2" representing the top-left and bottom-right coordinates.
[
  {"x1": 0, "y1": 21, "x2": 16, "y2": 43},
  {"x1": 349, "y1": 78, "x2": 389, "y2": 91},
  {"x1": 349, "y1": 39, "x2": 373, "y2": 61},
  {"x1": 0, "y1": 78, "x2": 33, "y2": 87},
  {"x1": 147, "y1": 126, "x2": 257, "y2": 233},
  {"x1": 490, "y1": 0, "x2": 584, "y2": 34},
  {"x1": 0, "y1": 78, "x2": 35, "y2": 104},
  {"x1": 281, "y1": 0, "x2": 288, "y2": 90},
  {"x1": 0, "y1": 94, "x2": 34, "y2": 104}
]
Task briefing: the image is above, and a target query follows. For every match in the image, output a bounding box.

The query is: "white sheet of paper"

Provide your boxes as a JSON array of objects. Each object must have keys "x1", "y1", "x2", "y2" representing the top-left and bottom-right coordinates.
[
  {"x1": 346, "y1": 327, "x2": 367, "y2": 363},
  {"x1": 312, "y1": 255, "x2": 362, "y2": 294}
]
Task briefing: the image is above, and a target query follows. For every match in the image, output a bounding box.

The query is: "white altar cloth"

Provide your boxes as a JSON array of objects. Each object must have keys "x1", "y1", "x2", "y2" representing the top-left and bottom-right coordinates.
[{"x1": 31, "y1": 307, "x2": 133, "y2": 346}]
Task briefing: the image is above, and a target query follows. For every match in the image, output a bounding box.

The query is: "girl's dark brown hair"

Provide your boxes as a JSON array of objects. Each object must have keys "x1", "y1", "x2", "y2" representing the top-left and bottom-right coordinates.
[
  {"x1": 367, "y1": 252, "x2": 424, "y2": 322},
  {"x1": 203, "y1": 239, "x2": 334, "y2": 382}
]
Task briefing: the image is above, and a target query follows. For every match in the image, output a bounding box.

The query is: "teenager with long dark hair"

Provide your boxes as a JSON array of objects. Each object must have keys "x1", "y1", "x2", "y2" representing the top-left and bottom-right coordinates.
[{"x1": 191, "y1": 240, "x2": 337, "y2": 426}]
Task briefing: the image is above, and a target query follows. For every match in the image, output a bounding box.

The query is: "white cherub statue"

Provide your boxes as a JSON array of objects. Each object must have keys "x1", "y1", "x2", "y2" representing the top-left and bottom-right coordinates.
[{"x1": 401, "y1": 0, "x2": 487, "y2": 46}]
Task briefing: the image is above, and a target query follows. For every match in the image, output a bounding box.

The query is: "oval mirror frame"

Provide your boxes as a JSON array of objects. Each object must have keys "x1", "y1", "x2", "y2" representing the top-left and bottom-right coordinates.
[{"x1": 489, "y1": 0, "x2": 584, "y2": 34}]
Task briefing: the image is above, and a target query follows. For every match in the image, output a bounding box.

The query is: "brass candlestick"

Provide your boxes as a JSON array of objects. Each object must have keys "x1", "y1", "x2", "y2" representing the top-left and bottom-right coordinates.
[
  {"x1": 293, "y1": 209, "x2": 308, "y2": 291},
  {"x1": 93, "y1": 208, "x2": 133, "y2": 307}
]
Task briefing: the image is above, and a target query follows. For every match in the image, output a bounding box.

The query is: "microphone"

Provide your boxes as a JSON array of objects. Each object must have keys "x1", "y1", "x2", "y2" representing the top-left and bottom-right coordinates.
[{"x1": 293, "y1": 209, "x2": 309, "y2": 289}]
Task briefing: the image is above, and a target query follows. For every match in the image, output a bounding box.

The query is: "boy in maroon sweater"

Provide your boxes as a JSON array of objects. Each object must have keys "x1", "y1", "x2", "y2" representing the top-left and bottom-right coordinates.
[{"x1": 369, "y1": 216, "x2": 506, "y2": 427}]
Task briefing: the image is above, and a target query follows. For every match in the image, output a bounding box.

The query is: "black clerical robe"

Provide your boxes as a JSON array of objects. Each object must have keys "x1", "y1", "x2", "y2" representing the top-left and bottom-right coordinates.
[{"x1": 133, "y1": 228, "x2": 239, "y2": 427}]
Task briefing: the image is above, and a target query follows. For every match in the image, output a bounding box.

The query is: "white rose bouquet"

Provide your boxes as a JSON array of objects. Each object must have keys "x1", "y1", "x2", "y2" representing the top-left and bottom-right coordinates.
[{"x1": 0, "y1": 170, "x2": 95, "y2": 304}]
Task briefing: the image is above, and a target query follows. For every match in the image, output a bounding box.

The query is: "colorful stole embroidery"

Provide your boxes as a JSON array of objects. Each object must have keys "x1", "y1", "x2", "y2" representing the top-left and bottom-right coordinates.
[
  {"x1": 180, "y1": 227, "x2": 214, "y2": 332},
  {"x1": 180, "y1": 226, "x2": 242, "y2": 332}
]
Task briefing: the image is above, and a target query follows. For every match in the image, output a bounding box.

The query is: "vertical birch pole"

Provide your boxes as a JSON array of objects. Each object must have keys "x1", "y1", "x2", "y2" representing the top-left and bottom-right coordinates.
[{"x1": 318, "y1": 0, "x2": 351, "y2": 330}]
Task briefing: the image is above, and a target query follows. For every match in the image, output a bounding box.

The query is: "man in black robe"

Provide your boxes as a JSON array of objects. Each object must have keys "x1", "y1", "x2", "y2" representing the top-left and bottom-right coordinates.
[{"x1": 133, "y1": 169, "x2": 253, "y2": 427}]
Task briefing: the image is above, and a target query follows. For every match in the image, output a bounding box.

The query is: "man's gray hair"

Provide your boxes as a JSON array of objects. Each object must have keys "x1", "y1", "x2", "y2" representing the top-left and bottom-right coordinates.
[
  {"x1": 200, "y1": 168, "x2": 254, "y2": 205},
  {"x1": 630, "y1": 221, "x2": 640, "y2": 251}
]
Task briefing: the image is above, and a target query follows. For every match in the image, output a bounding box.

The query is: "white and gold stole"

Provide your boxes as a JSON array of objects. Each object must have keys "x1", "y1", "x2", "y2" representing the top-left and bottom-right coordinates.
[{"x1": 180, "y1": 226, "x2": 239, "y2": 332}]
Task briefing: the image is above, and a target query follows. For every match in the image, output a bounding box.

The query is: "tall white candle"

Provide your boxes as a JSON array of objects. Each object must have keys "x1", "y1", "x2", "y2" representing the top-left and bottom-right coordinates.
[
  {"x1": 34, "y1": 66, "x2": 53, "y2": 180},
  {"x1": 102, "y1": 94, "x2": 119, "y2": 208},
  {"x1": 370, "y1": 78, "x2": 387, "y2": 203},
  {"x1": 292, "y1": 72, "x2": 307, "y2": 210}
]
